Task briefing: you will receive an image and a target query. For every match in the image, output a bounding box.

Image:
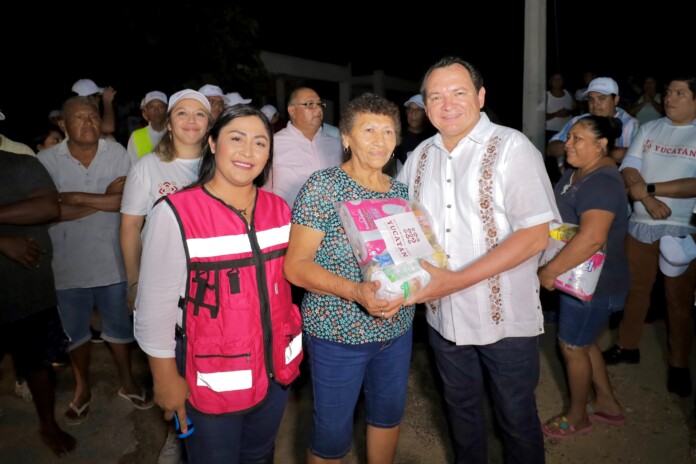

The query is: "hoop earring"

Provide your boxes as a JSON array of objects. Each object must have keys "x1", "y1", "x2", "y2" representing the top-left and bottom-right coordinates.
[
  {"x1": 390, "y1": 152, "x2": 395, "y2": 159},
  {"x1": 343, "y1": 146, "x2": 351, "y2": 155}
]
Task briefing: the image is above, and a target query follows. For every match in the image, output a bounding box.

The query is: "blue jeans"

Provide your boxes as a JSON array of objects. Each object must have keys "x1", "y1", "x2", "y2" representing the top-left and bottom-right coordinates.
[
  {"x1": 176, "y1": 337, "x2": 289, "y2": 464},
  {"x1": 428, "y1": 326, "x2": 544, "y2": 464},
  {"x1": 306, "y1": 328, "x2": 413, "y2": 459},
  {"x1": 56, "y1": 282, "x2": 133, "y2": 350},
  {"x1": 557, "y1": 292, "x2": 627, "y2": 347}
]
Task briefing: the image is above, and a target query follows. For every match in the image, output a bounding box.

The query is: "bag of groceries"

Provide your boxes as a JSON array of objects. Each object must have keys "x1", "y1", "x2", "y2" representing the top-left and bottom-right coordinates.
[
  {"x1": 335, "y1": 198, "x2": 447, "y2": 300},
  {"x1": 539, "y1": 223, "x2": 606, "y2": 301}
]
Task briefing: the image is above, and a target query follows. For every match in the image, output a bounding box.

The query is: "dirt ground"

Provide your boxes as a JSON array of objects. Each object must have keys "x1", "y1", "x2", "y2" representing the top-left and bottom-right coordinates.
[{"x1": 0, "y1": 311, "x2": 694, "y2": 464}]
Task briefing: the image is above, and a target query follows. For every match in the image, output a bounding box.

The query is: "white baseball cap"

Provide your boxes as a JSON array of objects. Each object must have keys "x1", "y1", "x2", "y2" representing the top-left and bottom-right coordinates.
[
  {"x1": 72, "y1": 79, "x2": 104, "y2": 96},
  {"x1": 224, "y1": 92, "x2": 252, "y2": 107},
  {"x1": 167, "y1": 89, "x2": 212, "y2": 113},
  {"x1": 658, "y1": 235, "x2": 696, "y2": 277},
  {"x1": 404, "y1": 94, "x2": 425, "y2": 109},
  {"x1": 260, "y1": 104, "x2": 278, "y2": 120},
  {"x1": 143, "y1": 91, "x2": 168, "y2": 107},
  {"x1": 198, "y1": 84, "x2": 224, "y2": 98},
  {"x1": 582, "y1": 77, "x2": 619, "y2": 97}
]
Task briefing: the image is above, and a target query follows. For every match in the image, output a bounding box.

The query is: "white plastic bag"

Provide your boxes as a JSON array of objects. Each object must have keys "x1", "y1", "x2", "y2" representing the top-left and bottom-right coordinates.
[
  {"x1": 335, "y1": 198, "x2": 447, "y2": 299},
  {"x1": 539, "y1": 223, "x2": 606, "y2": 301}
]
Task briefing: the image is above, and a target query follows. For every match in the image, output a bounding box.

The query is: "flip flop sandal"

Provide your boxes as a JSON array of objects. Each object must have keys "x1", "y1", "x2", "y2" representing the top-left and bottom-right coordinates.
[
  {"x1": 542, "y1": 414, "x2": 593, "y2": 439},
  {"x1": 64, "y1": 400, "x2": 90, "y2": 425},
  {"x1": 587, "y1": 404, "x2": 626, "y2": 426},
  {"x1": 118, "y1": 388, "x2": 155, "y2": 410}
]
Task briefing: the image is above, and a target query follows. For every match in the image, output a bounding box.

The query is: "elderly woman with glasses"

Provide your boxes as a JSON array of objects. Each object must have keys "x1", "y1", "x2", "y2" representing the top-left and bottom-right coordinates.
[{"x1": 284, "y1": 93, "x2": 414, "y2": 463}]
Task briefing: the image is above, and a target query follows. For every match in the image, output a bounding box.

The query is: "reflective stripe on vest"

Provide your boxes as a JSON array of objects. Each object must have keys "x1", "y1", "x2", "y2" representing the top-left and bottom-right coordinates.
[
  {"x1": 164, "y1": 186, "x2": 302, "y2": 414},
  {"x1": 187, "y1": 224, "x2": 291, "y2": 258}
]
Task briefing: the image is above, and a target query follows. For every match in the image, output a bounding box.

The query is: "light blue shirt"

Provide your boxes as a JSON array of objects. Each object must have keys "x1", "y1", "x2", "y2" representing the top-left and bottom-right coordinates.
[{"x1": 549, "y1": 107, "x2": 640, "y2": 148}]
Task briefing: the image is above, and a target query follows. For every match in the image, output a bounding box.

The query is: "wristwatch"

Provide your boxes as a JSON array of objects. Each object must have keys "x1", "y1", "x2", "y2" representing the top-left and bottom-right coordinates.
[{"x1": 647, "y1": 183, "x2": 656, "y2": 195}]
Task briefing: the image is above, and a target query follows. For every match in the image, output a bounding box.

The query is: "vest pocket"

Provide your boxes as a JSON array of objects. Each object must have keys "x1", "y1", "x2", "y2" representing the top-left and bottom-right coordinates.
[
  {"x1": 273, "y1": 303, "x2": 303, "y2": 386},
  {"x1": 186, "y1": 338, "x2": 268, "y2": 414}
]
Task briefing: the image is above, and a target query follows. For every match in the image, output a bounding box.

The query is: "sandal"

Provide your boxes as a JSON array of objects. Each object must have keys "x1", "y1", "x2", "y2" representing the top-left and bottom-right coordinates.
[
  {"x1": 64, "y1": 400, "x2": 90, "y2": 425},
  {"x1": 587, "y1": 404, "x2": 626, "y2": 426},
  {"x1": 118, "y1": 388, "x2": 155, "y2": 410},
  {"x1": 542, "y1": 414, "x2": 593, "y2": 439}
]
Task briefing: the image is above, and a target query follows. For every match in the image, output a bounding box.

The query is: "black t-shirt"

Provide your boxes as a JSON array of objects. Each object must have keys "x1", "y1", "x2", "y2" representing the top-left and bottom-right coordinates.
[
  {"x1": 0, "y1": 151, "x2": 57, "y2": 323},
  {"x1": 394, "y1": 128, "x2": 436, "y2": 165},
  {"x1": 553, "y1": 166, "x2": 630, "y2": 300}
]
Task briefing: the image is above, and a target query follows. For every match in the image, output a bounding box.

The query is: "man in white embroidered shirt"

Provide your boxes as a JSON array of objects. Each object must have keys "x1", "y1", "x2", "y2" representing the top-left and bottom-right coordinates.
[{"x1": 398, "y1": 57, "x2": 560, "y2": 463}]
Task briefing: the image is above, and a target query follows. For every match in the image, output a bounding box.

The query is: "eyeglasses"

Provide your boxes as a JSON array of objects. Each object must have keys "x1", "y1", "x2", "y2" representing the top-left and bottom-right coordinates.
[{"x1": 293, "y1": 101, "x2": 327, "y2": 110}]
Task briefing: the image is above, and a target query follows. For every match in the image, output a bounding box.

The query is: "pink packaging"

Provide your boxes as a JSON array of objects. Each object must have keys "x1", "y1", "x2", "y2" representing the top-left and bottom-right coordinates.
[
  {"x1": 336, "y1": 198, "x2": 448, "y2": 299},
  {"x1": 337, "y1": 198, "x2": 412, "y2": 266}
]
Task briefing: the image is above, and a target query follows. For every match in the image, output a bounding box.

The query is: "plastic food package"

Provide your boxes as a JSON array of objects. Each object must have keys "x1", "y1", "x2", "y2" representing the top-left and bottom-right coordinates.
[
  {"x1": 539, "y1": 223, "x2": 606, "y2": 301},
  {"x1": 335, "y1": 198, "x2": 447, "y2": 300}
]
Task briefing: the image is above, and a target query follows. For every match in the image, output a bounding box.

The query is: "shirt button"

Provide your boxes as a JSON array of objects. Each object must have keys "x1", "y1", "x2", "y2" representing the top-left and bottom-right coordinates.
[
  {"x1": 448, "y1": 156, "x2": 453, "y2": 160},
  {"x1": 447, "y1": 179, "x2": 451, "y2": 183},
  {"x1": 446, "y1": 228, "x2": 451, "y2": 232},
  {"x1": 447, "y1": 204, "x2": 451, "y2": 208}
]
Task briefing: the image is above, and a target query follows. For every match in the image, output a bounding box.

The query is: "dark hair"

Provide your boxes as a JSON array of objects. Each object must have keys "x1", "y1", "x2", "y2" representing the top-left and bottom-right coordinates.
[
  {"x1": 33, "y1": 124, "x2": 64, "y2": 151},
  {"x1": 576, "y1": 115, "x2": 623, "y2": 154},
  {"x1": 420, "y1": 56, "x2": 484, "y2": 98},
  {"x1": 192, "y1": 105, "x2": 274, "y2": 188},
  {"x1": 667, "y1": 75, "x2": 696, "y2": 99},
  {"x1": 338, "y1": 93, "x2": 401, "y2": 160}
]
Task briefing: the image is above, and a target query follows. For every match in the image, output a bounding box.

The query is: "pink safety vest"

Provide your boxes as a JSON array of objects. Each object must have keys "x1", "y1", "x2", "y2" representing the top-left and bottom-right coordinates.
[{"x1": 165, "y1": 185, "x2": 302, "y2": 414}]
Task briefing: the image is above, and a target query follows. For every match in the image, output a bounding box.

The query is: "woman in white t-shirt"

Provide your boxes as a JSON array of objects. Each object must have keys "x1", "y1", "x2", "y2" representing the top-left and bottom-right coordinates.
[
  {"x1": 120, "y1": 89, "x2": 212, "y2": 311},
  {"x1": 546, "y1": 73, "x2": 576, "y2": 143}
]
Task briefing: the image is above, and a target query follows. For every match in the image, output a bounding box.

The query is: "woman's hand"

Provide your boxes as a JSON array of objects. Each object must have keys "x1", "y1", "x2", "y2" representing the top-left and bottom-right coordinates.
[
  {"x1": 153, "y1": 372, "x2": 189, "y2": 423},
  {"x1": 352, "y1": 280, "x2": 405, "y2": 319},
  {"x1": 537, "y1": 266, "x2": 557, "y2": 291}
]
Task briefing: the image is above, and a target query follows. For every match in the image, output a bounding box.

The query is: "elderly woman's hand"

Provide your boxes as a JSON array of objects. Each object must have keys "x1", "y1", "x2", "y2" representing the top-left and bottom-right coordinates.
[{"x1": 352, "y1": 281, "x2": 405, "y2": 319}]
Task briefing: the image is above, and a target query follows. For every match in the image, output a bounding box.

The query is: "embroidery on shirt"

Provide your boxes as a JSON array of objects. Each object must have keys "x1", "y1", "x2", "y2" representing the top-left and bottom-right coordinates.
[
  {"x1": 412, "y1": 144, "x2": 439, "y2": 314},
  {"x1": 412, "y1": 143, "x2": 432, "y2": 202},
  {"x1": 479, "y1": 136, "x2": 503, "y2": 324}
]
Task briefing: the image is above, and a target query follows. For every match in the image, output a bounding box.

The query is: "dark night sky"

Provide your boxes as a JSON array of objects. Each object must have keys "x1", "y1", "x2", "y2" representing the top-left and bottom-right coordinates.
[{"x1": 1, "y1": 1, "x2": 691, "y2": 146}]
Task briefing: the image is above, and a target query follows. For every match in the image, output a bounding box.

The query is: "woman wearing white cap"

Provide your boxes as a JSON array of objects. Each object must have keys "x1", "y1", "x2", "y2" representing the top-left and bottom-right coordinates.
[
  {"x1": 121, "y1": 89, "x2": 212, "y2": 308},
  {"x1": 120, "y1": 89, "x2": 212, "y2": 462}
]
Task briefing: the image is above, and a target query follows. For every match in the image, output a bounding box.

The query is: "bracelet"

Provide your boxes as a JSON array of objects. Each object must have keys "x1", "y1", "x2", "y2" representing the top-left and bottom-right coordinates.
[{"x1": 128, "y1": 281, "x2": 138, "y2": 292}]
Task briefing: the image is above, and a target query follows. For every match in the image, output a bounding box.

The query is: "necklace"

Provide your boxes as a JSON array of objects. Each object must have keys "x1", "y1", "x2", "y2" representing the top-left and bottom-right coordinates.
[{"x1": 207, "y1": 183, "x2": 255, "y2": 215}]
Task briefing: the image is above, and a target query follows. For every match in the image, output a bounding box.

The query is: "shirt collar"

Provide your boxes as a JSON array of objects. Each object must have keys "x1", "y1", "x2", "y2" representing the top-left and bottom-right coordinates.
[{"x1": 432, "y1": 112, "x2": 491, "y2": 153}]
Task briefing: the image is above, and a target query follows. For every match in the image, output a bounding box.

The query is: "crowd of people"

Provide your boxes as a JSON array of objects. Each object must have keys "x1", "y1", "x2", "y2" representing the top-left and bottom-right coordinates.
[{"x1": 1, "y1": 61, "x2": 696, "y2": 464}]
